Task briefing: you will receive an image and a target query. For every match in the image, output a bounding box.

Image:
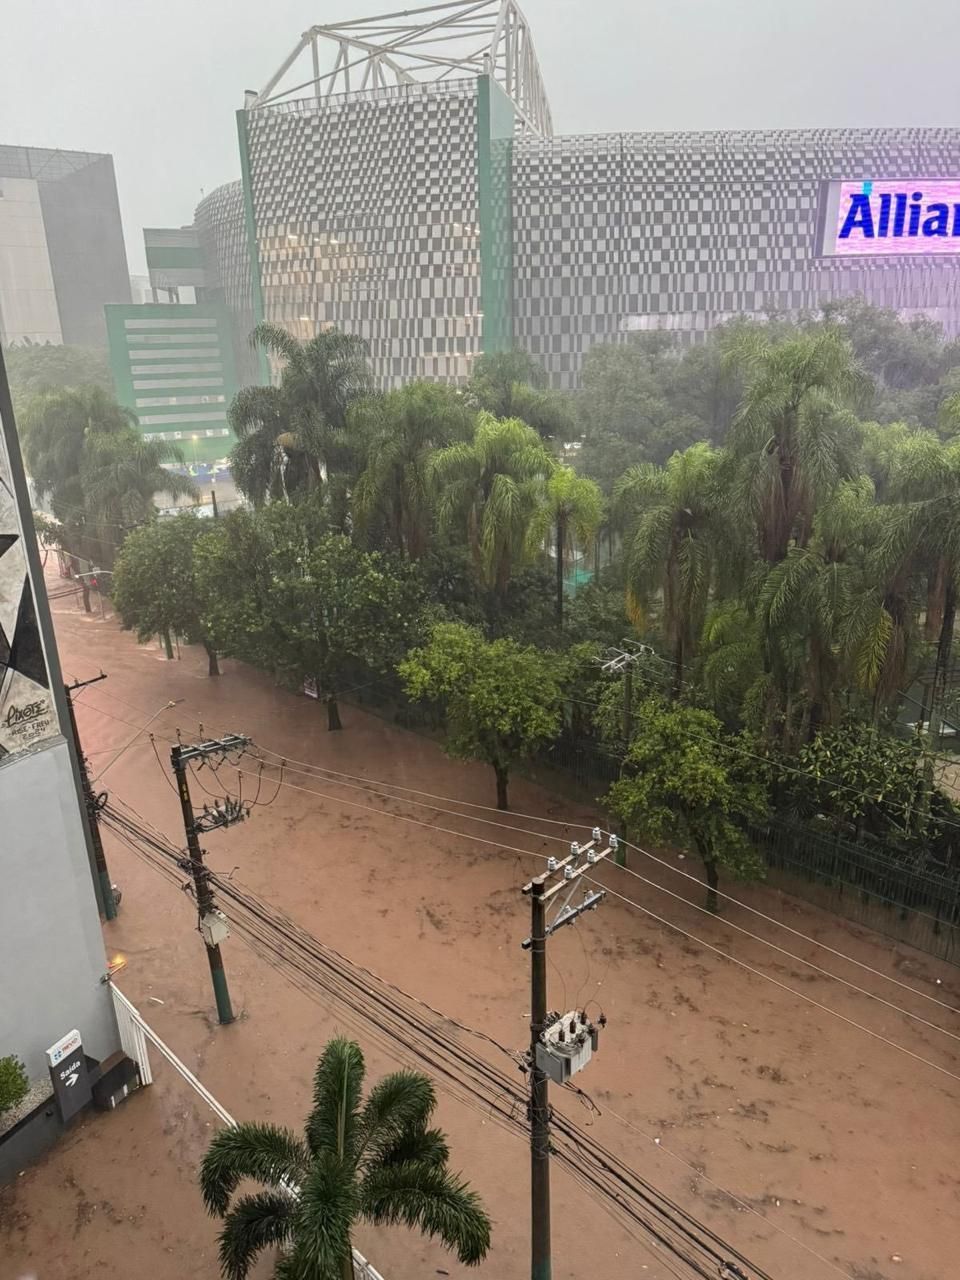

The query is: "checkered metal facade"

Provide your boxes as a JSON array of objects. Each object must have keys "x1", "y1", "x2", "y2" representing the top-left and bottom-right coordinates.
[
  {"x1": 195, "y1": 181, "x2": 258, "y2": 384},
  {"x1": 513, "y1": 128, "x2": 960, "y2": 387},
  {"x1": 218, "y1": 97, "x2": 960, "y2": 391},
  {"x1": 243, "y1": 81, "x2": 484, "y2": 388}
]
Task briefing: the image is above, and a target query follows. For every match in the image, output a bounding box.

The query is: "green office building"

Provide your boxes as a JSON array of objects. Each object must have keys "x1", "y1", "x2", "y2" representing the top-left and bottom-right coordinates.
[{"x1": 105, "y1": 302, "x2": 238, "y2": 465}]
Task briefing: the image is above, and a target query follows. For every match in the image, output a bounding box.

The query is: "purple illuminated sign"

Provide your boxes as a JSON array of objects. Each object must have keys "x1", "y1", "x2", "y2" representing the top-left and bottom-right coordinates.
[{"x1": 827, "y1": 180, "x2": 960, "y2": 256}]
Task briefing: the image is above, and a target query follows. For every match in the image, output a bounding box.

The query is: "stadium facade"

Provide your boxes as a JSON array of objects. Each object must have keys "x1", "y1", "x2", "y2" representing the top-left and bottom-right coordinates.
[{"x1": 144, "y1": 2, "x2": 960, "y2": 396}]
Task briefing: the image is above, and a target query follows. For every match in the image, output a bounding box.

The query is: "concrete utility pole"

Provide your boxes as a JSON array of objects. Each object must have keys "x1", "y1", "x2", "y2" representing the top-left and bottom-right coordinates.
[
  {"x1": 64, "y1": 674, "x2": 117, "y2": 920},
  {"x1": 521, "y1": 830, "x2": 614, "y2": 1280},
  {"x1": 170, "y1": 733, "x2": 250, "y2": 1025}
]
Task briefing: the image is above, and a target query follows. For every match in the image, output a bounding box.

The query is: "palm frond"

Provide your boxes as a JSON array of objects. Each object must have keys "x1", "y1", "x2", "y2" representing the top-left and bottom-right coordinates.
[
  {"x1": 305, "y1": 1037, "x2": 364, "y2": 1163},
  {"x1": 217, "y1": 1191, "x2": 296, "y2": 1280},
  {"x1": 199, "y1": 1123, "x2": 308, "y2": 1217},
  {"x1": 356, "y1": 1069, "x2": 436, "y2": 1166},
  {"x1": 360, "y1": 1161, "x2": 491, "y2": 1266},
  {"x1": 284, "y1": 1149, "x2": 358, "y2": 1279}
]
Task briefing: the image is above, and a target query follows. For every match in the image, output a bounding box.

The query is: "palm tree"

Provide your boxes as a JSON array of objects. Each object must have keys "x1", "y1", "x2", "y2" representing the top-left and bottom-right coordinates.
[
  {"x1": 528, "y1": 465, "x2": 604, "y2": 625},
  {"x1": 229, "y1": 324, "x2": 372, "y2": 505},
  {"x1": 614, "y1": 443, "x2": 726, "y2": 697},
  {"x1": 199, "y1": 1037, "x2": 491, "y2": 1280},
  {"x1": 352, "y1": 381, "x2": 475, "y2": 557},
  {"x1": 726, "y1": 328, "x2": 868, "y2": 563},
  {"x1": 227, "y1": 385, "x2": 290, "y2": 506},
  {"x1": 430, "y1": 412, "x2": 554, "y2": 594},
  {"x1": 19, "y1": 384, "x2": 134, "y2": 520},
  {"x1": 19, "y1": 385, "x2": 194, "y2": 564}
]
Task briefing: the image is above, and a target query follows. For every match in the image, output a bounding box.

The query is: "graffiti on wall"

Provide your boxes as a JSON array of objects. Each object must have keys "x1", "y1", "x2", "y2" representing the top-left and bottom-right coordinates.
[{"x1": 0, "y1": 436, "x2": 58, "y2": 762}]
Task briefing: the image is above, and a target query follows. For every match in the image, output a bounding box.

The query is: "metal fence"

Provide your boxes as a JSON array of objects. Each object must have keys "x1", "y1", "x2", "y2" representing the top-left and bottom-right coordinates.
[
  {"x1": 343, "y1": 683, "x2": 960, "y2": 964},
  {"x1": 751, "y1": 818, "x2": 960, "y2": 964}
]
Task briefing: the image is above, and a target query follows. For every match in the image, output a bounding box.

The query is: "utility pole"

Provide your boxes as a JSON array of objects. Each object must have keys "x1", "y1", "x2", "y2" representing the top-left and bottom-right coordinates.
[
  {"x1": 64, "y1": 674, "x2": 117, "y2": 921},
  {"x1": 597, "y1": 644, "x2": 652, "y2": 866},
  {"x1": 170, "y1": 733, "x2": 250, "y2": 1025},
  {"x1": 521, "y1": 830, "x2": 614, "y2": 1280}
]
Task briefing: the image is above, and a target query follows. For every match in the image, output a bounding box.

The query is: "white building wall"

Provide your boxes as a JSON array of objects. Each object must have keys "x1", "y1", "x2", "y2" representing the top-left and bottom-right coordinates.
[
  {"x1": 0, "y1": 177, "x2": 62, "y2": 345},
  {"x1": 0, "y1": 740, "x2": 118, "y2": 1078}
]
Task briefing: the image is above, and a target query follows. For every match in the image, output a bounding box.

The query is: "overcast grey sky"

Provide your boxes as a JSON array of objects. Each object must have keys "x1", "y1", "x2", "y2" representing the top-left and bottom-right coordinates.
[{"x1": 4, "y1": 0, "x2": 959, "y2": 274}]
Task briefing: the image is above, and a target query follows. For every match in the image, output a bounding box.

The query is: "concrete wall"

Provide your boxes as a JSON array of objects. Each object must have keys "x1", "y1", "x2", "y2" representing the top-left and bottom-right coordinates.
[
  {"x1": 0, "y1": 739, "x2": 117, "y2": 1079},
  {"x1": 38, "y1": 154, "x2": 130, "y2": 347},
  {"x1": 0, "y1": 177, "x2": 62, "y2": 345}
]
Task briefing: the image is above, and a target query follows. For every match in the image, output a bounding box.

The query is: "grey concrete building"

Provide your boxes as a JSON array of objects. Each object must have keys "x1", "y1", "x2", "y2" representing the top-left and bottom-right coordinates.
[
  {"x1": 0, "y1": 145, "x2": 130, "y2": 348},
  {"x1": 0, "y1": 389, "x2": 120, "y2": 1097}
]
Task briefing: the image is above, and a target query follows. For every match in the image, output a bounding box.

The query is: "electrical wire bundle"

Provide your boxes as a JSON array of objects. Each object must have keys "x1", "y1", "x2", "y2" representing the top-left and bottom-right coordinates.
[{"x1": 101, "y1": 798, "x2": 775, "y2": 1280}]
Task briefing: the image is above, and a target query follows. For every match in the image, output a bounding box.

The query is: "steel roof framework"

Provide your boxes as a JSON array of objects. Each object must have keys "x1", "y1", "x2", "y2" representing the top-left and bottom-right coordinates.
[{"x1": 251, "y1": 0, "x2": 553, "y2": 136}]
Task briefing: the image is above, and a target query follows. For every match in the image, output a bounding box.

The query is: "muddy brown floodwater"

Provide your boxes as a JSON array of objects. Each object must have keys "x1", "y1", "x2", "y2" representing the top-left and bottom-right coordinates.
[{"x1": 3, "y1": 575, "x2": 959, "y2": 1280}]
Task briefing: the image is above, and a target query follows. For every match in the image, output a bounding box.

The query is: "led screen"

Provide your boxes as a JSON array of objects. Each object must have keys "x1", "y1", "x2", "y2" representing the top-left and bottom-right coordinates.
[{"x1": 822, "y1": 180, "x2": 960, "y2": 257}]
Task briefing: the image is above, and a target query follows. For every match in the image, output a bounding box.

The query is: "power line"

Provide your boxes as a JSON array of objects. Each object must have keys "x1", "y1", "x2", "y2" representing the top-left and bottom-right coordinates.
[
  {"x1": 101, "y1": 802, "x2": 776, "y2": 1280},
  {"x1": 233, "y1": 756, "x2": 960, "y2": 1040},
  {"x1": 221, "y1": 763, "x2": 960, "y2": 1085}
]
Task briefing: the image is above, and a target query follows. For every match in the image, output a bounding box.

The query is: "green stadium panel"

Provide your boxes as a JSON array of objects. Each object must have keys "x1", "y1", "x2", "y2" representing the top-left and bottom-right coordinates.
[{"x1": 105, "y1": 302, "x2": 239, "y2": 465}]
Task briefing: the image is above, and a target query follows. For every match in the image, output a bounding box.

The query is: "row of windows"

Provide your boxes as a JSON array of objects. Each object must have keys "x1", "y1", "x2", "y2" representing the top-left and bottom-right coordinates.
[
  {"x1": 127, "y1": 347, "x2": 221, "y2": 360},
  {"x1": 138, "y1": 409, "x2": 228, "y2": 426},
  {"x1": 130, "y1": 362, "x2": 223, "y2": 375},
  {"x1": 132, "y1": 376, "x2": 225, "y2": 390},
  {"x1": 124, "y1": 317, "x2": 217, "y2": 329},
  {"x1": 135, "y1": 394, "x2": 226, "y2": 407},
  {"x1": 143, "y1": 427, "x2": 230, "y2": 442}
]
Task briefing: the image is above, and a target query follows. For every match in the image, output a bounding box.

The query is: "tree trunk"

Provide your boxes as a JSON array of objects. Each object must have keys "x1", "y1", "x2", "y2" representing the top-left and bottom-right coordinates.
[
  {"x1": 494, "y1": 761, "x2": 510, "y2": 811},
  {"x1": 704, "y1": 858, "x2": 720, "y2": 913},
  {"x1": 326, "y1": 695, "x2": 343, "y2": 731},
  {"x1": 671, "y1": 636, "x2": 684, "y2": 701},
  {"x1": 204, "y1": 641, "x2": 221, "y2": 677},
  {"x1": 341, "y1": 1242, "x2": 354, "y2": 1280},
  {"x1": 80, "y1": 579, "x2": 91, "y2": 614},
  {"x1": 163, "y1": 628, "x2": 174, "y2": 660},
  {"x1": 555, "y1": 512, "x2": 566, "y2": 627},
  {"x1": 926, "y1": 558, "x2": 948, "y2": 641},
  {"x1": 929, "y1": 582, "x2": 956, "y2": 742}
]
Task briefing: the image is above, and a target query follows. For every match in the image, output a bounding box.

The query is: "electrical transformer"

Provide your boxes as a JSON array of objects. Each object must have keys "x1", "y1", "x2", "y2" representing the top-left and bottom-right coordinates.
[
  {"x1": 535, "y1": 1010, "x2": 600, "y2": 1084},
  {"x1": 200, "y1": 909, "x2": 231, "y2": 947}
]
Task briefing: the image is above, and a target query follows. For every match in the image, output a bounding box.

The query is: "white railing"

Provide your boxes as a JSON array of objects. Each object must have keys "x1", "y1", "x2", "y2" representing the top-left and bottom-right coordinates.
[{"x1": 111, "y1": 986, "x2": 387, "y2": 1280}]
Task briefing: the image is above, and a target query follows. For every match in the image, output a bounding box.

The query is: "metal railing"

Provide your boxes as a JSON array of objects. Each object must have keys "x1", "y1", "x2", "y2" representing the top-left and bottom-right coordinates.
[{"x1": 110, "y1": 987, "x2": 388, "y2": 1278}]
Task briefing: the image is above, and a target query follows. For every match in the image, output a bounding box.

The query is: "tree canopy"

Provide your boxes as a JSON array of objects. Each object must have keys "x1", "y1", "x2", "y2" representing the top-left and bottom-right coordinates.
[
  {"x1": 605, "y1": 699, "x2": 768, "y2": 910},
  {"x1": 399, "y1": 621, "x2": 566, "y2": 808}
]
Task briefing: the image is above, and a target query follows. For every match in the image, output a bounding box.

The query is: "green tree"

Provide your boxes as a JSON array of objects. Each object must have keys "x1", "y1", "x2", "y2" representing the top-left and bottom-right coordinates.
[
  {"x1": 528, "y1": 465, "x2": 603, "y2": 626},
  {"x1": 19, "y1": 385, "x2": 194, "y2": 564},
  {"x1": 198, "y1": 503, "x2": 422, "y2": 730},
  {"x1": 399, "y1": 621, "x2": 565, "y2": 808},
  {"x1": 6, "y1": 340, "x2": 111, "y2": 407},
  {"x1": 352, "y1": 382, "x2": 475, "y2": 557},
  {"x1": 605, "y1": 698, "x2": 767, "y2": 911},
  {"x1": 113, "y1": 514, "x2": 222, "y2": 672},
  {"x1": 430, "y1": 413, "x2": 554, "y2": 595},
  {"x1": 790, "y1": 724, "x2": 935, "y2": 851},
  {"x1": 227, "y1": 385, "x2": 289, "y2": 506},
  {"x1": 229, "y1": 324, "x2": 372, "y2": 506},
  {"x1": 726, "y1": 328, "x2": 867, "y2": 563},
  {"x1": 613, "y1": 443, "x2": 727, "y2": 696},
  {"x1": 466, "y1": 348, "x2": 546, "y2": 416},
  {"x1": 199, "y1": 1036, "x2": 490, "y2": 1280},
  {"x1": 194, "y1": 508, "x2": 280, "y2": 670}
]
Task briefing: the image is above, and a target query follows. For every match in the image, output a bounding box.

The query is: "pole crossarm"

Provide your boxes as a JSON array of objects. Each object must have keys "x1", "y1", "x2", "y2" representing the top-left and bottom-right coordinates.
[
  {"x1": 521, "y1": 829, "x2": 616, "y2": 950},
  {"x1": 250, "y1": 0, "x2": 553, "y2": 136}
]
